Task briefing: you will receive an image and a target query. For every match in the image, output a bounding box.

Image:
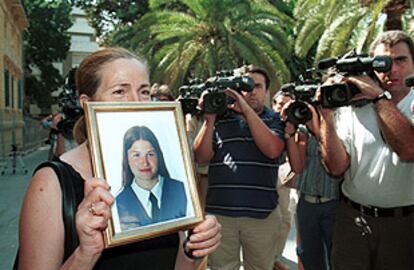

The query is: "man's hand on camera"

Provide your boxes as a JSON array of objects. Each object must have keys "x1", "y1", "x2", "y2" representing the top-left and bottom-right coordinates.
[
  {"x1": 315, "y1": 82, "x2": 337, "y2": 121},
  {"x1": 198, "y1": 90, "x2": 217, "y2": 122},
  {"x1": 280, "y1": 100, "x2": 293, "y2": 122},
  {"x1": 344, "y1": 75, "x2": 384, "y2": 100},
  {"x1": 224, "y1": 88, "x2": 250, "y2": 115},
  {"x1": 51, "y1": 113, "x2": 63, "y2": 130},
  {"x1": 305, "y1": 103, "x2": 321, "y2": 137}
]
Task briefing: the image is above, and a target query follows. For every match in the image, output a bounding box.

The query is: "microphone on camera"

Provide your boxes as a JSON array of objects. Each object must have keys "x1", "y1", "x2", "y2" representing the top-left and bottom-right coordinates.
[{"x1": 404, "y1": 75, "x2": 414, "y2": 87}]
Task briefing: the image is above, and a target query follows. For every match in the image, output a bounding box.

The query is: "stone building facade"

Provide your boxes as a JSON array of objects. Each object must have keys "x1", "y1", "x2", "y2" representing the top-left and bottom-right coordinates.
[{"x1": 0, "y1": 0, "x2": 28, "y2": 157}]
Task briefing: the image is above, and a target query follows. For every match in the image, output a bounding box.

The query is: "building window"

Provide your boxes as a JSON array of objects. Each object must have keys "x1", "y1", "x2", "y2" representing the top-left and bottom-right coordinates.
[
  {"x1": 4, "y1": 69, "x2": 10, "y2": 107},
  {"x1": 11, "y1": 75, "x2": 15, "y2": 108},
  {"x1": 18, "y1": 79, "x2": 23, "y2": 109}
]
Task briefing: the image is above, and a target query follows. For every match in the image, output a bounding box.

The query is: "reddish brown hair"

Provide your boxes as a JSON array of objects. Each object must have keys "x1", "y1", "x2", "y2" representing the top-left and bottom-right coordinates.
[{"x1": 73, "y1": 47, "x2": 147, "y2": 143}]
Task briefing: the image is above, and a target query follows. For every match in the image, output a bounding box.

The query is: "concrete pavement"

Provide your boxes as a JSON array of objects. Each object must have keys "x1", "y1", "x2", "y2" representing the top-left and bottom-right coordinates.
[{"x1": 0, "y1": 146, "x2": 48, "y2": 270}]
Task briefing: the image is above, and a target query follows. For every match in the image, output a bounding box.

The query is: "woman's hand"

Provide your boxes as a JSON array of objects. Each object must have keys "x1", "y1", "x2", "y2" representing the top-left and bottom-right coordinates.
[
  {"x1": 75, "y1": 178, "x2": 113, "y2": 258},
  {"x1": 184, "y1": 215, "x2": 222, "y2": 258}
]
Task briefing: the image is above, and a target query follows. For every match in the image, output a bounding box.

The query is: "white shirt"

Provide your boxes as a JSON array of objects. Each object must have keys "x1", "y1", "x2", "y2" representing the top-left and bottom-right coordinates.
[
  {"x1": 131, "y1": 176, "x2": 164, "y2": 218},
  {"x1": 336, "y1": 90, "x2": 414, "y2": 207}
]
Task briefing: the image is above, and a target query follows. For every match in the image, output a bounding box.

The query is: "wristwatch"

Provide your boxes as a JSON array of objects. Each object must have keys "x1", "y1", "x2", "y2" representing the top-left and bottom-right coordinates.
[{"x1": 372, "y1": 91, "x2": 392, "y2": 104}]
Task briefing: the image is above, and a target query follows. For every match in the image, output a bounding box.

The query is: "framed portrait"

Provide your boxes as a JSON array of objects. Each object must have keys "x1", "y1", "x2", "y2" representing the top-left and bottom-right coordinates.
[{"x1": 84, "y1": 101, "x2": 203, "y2": 248}]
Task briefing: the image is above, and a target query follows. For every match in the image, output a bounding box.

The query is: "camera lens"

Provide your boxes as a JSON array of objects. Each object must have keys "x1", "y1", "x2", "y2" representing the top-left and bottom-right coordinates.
[
  {"x1": 320, "y1": 83, "x2": 353, "y2": 108},
  {"x1": 286, "y1": 101, "x2": 312, "y2": 126},
  {"x1": 204, "y1": 92, "x2": 227, "y2": 115},
  {"x1": 211, "y1": 95, "x2": 225, "y2": 108},
  {"x1": 330, "y1": 87, "x2": 348, "y2": 103}
]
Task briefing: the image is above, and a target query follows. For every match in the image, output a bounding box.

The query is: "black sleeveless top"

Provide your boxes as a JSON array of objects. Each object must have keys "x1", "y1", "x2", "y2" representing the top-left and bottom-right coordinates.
[{"x1": 38, "y1": 160, "x2": 179, "y2": 270}]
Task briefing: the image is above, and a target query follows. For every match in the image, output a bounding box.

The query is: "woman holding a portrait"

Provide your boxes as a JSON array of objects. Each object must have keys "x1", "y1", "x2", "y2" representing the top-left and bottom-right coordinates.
[
  {"x1": 17, "y1": 47, "x2": 221, "y2": 270},
  {"x1": 116, "y1": 125, "x2": 187, "y2": 230}
]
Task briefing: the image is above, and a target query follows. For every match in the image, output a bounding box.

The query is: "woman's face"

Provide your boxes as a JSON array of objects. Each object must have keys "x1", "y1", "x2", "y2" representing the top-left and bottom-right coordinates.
[
  {"x1": 93, "y1": 58, "x2": 151, "y2": 102},
  {"x1": 127, "y1": 139, "x2": 159, "y2": 182}
]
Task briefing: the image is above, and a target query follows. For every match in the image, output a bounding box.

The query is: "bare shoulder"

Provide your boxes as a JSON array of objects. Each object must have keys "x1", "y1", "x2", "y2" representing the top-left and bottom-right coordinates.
[
  {"x1": 19, "y1": 161, "x2": 65, "y2": 269},
  {"x1": 29, "y1": 165, "x2": 61, "y2": 200},
  {"x1": 28, "y1": 143, "x2": 86, "y2": 198},
  {"x1": 19, "y1": 165, "x2": 63, "y2": 234}
]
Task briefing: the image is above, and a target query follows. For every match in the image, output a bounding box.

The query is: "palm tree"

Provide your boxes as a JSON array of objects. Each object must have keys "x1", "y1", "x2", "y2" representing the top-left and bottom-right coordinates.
[
  {"x1": 294, "y1": 0, "x2": 396, "y2": 63},
  {"x1": 110, "y1": 0, "x2": 295, "y2": 94},
  {"x1": 293, "y1": 0, "x2": 414, "y2": 64}
]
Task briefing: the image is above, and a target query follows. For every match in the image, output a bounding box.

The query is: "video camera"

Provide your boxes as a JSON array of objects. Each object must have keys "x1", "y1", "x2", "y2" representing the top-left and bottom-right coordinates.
[
  {"x1": 178, "y1": 69, "x2": 255, "y2": 116},
  {"x1": 178, "y1": 78, "x2": 205, "y2": 115},
  {"x1": 57, "y1": 68, "x2": 83, "y2": 139},
  {"x1": 318, "y1": 51, "x2": 392, "y2": 108},
  {"x1": 281, "y1": 69, "x2": 321, "y2": 126}
]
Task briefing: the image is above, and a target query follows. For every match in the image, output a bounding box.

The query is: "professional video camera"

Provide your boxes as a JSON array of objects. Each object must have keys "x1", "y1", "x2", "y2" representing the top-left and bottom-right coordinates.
[
  {"x1": 178, "y1": 78, "x2": 205, "y2": 115},
  {"x1": 178, "y1": 69, "x2": 255, "y2": 116},
  {"x1": 318, "y1": 50, "x2": 392, "y2": 108},
  {"x1": 281, "y1": 69, "x2": 321, "y2": 126},
  {"x1": 57, "y1": 68, "x2": 83, "y2": 139}
]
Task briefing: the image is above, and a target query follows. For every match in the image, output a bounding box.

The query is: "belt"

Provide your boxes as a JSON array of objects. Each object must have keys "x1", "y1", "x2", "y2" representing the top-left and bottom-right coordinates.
[
  {"x1": 302, "y1": 194, "x2": 336, "y2": 204},
  {"x1": 342, "y1": 196, "x2": 414, "y2": 218}
]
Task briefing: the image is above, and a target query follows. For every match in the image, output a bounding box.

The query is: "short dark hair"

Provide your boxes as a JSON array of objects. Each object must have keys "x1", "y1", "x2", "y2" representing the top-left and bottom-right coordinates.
[
  {"x1": 150, "y1": 84, "x2": 174, "y2": 101},
  {"x1": 272, "y1": 90, "x2": 293, "y2": 103},
  {"x1": 369, "y1": 30, "x2": 414, "y2": 61},
  {"x1": 242, "y1": 64, "x2": 270, "y2": 90}
]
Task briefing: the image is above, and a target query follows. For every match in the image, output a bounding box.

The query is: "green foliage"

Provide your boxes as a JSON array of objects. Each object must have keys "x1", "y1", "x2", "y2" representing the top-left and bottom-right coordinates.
[
  {"x1": 23, "y1": 0, "x2": 73, "y2": 110},
  {"x1": 71, "y1": 0, "x2": 150, "y2": 40},
  {"x1": 402, "y1": 8, "x2": 414, "y2": 36},
  {"x1": 293, "y1": 0, "x2": 398, "y2": 64},
  {"x1": 111, "y1": 0, "x2": 295, "y2": 93},
  {"x1": 75, "y1": 0, "x2": 414, "y2": 88}
]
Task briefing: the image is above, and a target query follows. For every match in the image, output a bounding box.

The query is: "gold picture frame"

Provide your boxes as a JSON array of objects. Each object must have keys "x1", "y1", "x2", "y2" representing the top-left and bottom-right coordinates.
[{"x1": 84, "y1": 101, "x2": 203, "y2": 248}]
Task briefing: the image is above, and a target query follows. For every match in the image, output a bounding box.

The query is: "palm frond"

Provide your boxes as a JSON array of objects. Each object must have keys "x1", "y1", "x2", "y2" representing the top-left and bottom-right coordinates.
[{"x1": 316, "y1": 7, "x2": 366, "y2": 60}]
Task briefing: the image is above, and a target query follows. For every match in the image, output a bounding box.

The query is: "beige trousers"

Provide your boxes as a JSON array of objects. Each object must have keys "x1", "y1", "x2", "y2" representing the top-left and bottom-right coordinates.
[
  {"x1": 208, "y1": 208, "x2": 280, "y2": 270},
  {"x1": 274, "y1": 182, "x2": 293, "y2": 260}
]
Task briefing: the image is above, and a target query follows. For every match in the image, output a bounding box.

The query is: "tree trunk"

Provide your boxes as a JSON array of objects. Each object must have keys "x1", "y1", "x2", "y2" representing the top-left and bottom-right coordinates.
[{"x1": 383, "y1": 0, "x2": 409, "y2": 30}]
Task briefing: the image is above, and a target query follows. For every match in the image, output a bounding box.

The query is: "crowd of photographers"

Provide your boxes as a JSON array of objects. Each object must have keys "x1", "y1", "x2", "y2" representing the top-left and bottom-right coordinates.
[{"x1": 46, "y1": 30, "x2": 414, "y2": 270}]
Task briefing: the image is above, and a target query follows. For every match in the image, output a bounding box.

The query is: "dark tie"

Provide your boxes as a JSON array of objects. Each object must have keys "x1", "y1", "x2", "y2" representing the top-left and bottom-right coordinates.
[{"x1": 149, "y1": 192, "x2": 160, "y2": 222}]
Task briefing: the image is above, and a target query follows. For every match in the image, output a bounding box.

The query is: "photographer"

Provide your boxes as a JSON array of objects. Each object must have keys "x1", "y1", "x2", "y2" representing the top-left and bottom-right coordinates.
[
  {"x1": 42, "y1": 112, "x2": 77, "y2": 160},
  {"x1": 319, "y1": 30, "x2": 414, "y2": 269},
  {"x1": 44, "y1": 68, "x2": 82, "y2": 160},
  {"x1": 193, "y1": 65, "x2": 285, "y2": 269},
  {"x1": 281, "y1": 98, "x2": 340, "y2": 270},
  {"x1": 271, "y1": 91, "x2": 295, "y2": 270}
]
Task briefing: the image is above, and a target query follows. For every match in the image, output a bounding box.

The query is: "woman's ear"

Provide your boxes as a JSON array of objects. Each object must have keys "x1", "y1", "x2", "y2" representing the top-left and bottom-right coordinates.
[{"x1": 79, "y1": 94, "x2": 90, "y2": 108}]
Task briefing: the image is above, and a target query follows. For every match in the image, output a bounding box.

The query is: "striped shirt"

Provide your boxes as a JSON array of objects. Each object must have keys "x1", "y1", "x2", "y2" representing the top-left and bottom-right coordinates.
[
  {"x1": 295, "y1": 130, "x2": 341, "y2": 199},
  {"x1": 206, "y1": 107, "x2": 285, "y2": 218}
]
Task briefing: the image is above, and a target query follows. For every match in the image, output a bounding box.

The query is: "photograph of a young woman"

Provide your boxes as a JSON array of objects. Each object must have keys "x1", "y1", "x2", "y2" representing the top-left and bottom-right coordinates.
[{"x1": 115, "y1": 125, "x2": 187, "y2": 231}]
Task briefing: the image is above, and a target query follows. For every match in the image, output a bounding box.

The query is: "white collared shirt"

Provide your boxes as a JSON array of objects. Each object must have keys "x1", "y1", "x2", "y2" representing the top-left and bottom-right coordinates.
[
  {"x1": 336, "y1": 89, "x2": 414, "y2": 207},
  {"x1": 131, "y1": 176, "x2": 164, "y2": 218}
]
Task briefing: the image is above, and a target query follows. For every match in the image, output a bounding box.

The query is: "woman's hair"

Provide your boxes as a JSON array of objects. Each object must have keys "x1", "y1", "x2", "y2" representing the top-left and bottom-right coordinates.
[
  {"x1": 73, "y1": 47, "x2": 147, "y2": 143},
  {"x1": 122, "y1": 125, "x2": 170, "y2": 186}
]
